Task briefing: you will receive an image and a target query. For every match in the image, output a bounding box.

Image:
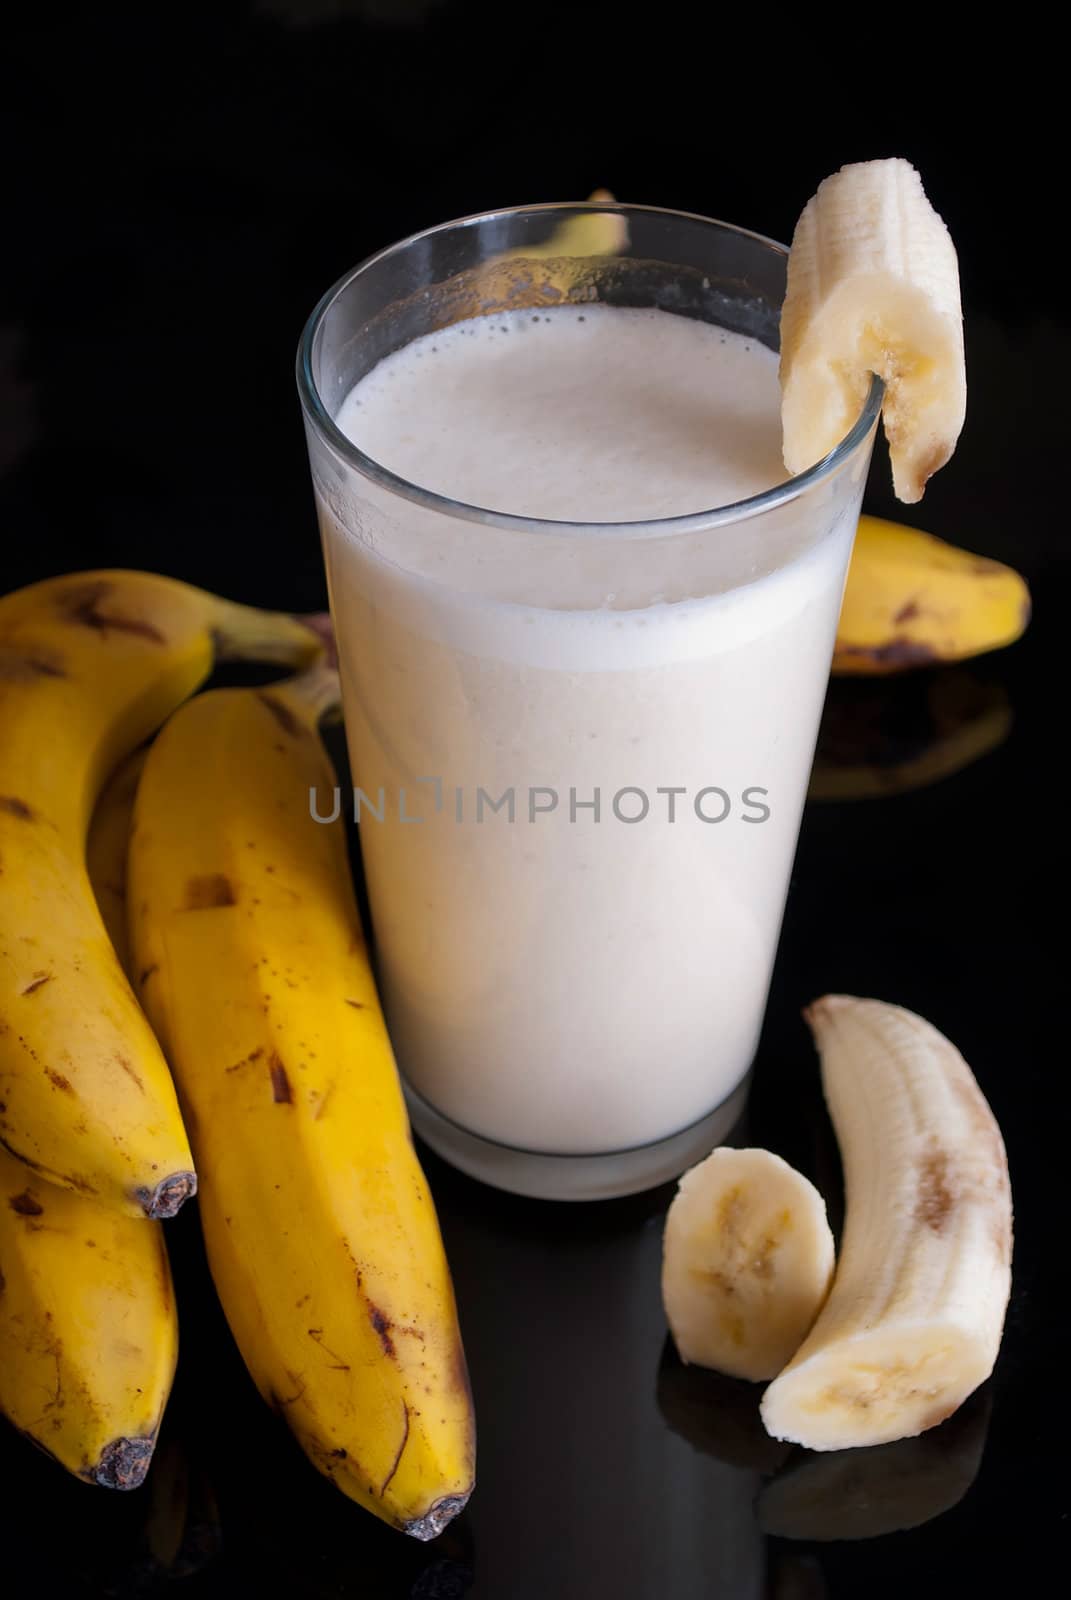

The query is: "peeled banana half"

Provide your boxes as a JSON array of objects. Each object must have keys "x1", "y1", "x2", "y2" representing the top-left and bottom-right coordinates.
[{"x1": 761, "y1": 998, "x2": 1012, "y2": 1452}]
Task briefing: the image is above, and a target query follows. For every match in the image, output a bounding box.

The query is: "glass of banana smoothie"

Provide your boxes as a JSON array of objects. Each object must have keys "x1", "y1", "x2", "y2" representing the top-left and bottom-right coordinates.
[{"x1": 298, "y1": 203, "x2": 881, "y2": 1200}]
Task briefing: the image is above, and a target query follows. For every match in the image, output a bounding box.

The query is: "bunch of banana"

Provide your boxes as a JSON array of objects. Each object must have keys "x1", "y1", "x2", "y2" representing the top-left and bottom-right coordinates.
[
  {"x1": 127, "y1": 663, "x2": 475, "y2": 1538},
  {"x1": 832, "y1": 516, "x2": 1030, "y2": 675},
  {"x1": 0, "y1": 1141, "x2": 177, "y2": 1488},
  {"x1": 0, "y1": 571, "x2": 319, "y2": 1217}
]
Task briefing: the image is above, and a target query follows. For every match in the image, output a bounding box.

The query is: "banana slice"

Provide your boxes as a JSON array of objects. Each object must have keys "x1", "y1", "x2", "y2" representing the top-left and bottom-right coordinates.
[
  {"x1": 761, "y1": 998, "x2": 1013, "y2": 1452},
  {"x1": 662, "y1": 1147, "x2": 835, "y2": 1382},
  {"x1": 780, "y1": 159, "x2": 966, "y2": 503}
]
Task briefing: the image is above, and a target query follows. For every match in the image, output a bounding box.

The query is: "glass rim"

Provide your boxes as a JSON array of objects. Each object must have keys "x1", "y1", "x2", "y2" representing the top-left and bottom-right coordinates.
[{"x1": 296, "y1": 200, "x2": 884, "y2": 537}]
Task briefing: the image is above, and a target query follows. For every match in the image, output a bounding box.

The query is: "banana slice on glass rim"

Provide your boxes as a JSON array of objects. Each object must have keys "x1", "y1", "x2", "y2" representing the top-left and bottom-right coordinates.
[{"x1": 779, "y1": 158, "x2": 967, "y2": 503}]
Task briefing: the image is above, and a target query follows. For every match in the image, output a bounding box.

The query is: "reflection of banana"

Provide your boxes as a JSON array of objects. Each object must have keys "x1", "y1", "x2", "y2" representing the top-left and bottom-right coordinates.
[
  {"x1": 662, "y1": 1148, "x2": 835, "y2": 1381},
  {"x1": 761, "y1": 998, "x2": 1012, "y2": 1452},
  {"x1": 500, "y1": 188, "x2": 628, "y2": 261},
  {"x1": 142, "y1": 1433, "x2": 223, "y2": 1579},
  {"x1": 656, "y1": 1339, "x2": 792, "y2": 1473},
  {"x1": 758, "y1": 1386, "x2": 991, "y2": 1540},
  {"x1": 809, "y1": 669, "x2": 1012, "y2": 801},
  {"x1": 768, "y1": 1553, "x2": 829, "y2": 1600},
  {"x1": 833, "y1": 517, "x2": 1030, "y2": 675},
  {"x1": 86, "y1": 747, "x2": 149, "y2": 974}
]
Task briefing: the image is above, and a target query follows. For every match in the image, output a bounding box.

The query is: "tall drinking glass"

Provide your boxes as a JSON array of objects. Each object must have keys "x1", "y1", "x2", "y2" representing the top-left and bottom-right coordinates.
[{"x1": 298, "y1": 203, "x2": 881, "y2": 1201}]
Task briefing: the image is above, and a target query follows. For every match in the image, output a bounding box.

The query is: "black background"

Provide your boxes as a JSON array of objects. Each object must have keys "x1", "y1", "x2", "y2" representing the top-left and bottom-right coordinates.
[{"x1": 1, "y1": 3, "x2": 1066, "y2": 1595}]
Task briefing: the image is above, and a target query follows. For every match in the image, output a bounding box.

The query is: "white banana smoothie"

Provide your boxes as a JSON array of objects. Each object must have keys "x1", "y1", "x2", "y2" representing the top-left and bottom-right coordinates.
[{"x1": 318, "y1": 304, "x2": 853, "y2": 1154}]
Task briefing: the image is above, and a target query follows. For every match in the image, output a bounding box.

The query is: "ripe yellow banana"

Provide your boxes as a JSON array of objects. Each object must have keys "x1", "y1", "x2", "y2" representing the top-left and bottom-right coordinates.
[
  {"x1": 832, "y1": 515, "x2": 1030, "y2": 674},
  {"x1": 761, "y1": 997, "x2": 1012, "y2": 1452},
  {"x1": 127, "y1": 663, "x2": 475, "y2": 1537},
  {"x1": 780, "y1": 159, "x2": 966, "y2": 503},
  {"x1": 86, "y1": 746, "x2": 149, "y2": 975},
  {"x1": 662, "y1": 1147, "x2": 835, "y2": 1381},
  {"x1": 0, "y1": 1141, "x2": 177, "y2": 1487},
  {"x1": 0, "y1": 571, "x2": 319, "y2": 1216}
]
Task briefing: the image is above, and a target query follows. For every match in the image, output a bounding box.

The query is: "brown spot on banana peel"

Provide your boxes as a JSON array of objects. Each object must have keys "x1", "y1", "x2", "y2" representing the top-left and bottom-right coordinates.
[
  {"x1": 0, "y1": 646, "x2": 67, "y2": 681},
  {"x1": 368, "y1": 1303, "x2": 396, "y2": 1359},
  {"x1": 257, "y1": 693, "x2": 304, "y2": 738},
  {"x1": 9, "y1": 1190, "x2": 44, "y2": 1215},
  {"x1": 21, "y1": 972, "x2": 53, "y2": 996},
  {"x1": 893, "y1": 599, "x2": 921, "y2": 624},
  {"x1": 114, "y1": 1054, "x2": 145, "y2": 1093},
  {"x1": 269, "y1": 1054, "x2": 292, "y2": 1103},
  {"x1": 91, "y1": 1434, "x2": 156, "y2": 1490},
  {"x1": 307, "y1": 1327, "x2": 350, "y2": 1371},
  {"x1": 46, "y1": 1069, "x2": 73, "y2": 1093},
  {"x1": 57, "y1": 581, "x2": 167, "y2": 645},
  {"x1": 0, "y1": 797, "x2": 35, "y2": 820},
  {"x1": 138, "y1": 964, "x2": 159, "y2": 988},
  {"x1": 226, "y1": 1047, "x2": 264, "y2": 1073},
  {"x1": 835, "y1": 639, "x2": 939, "y2": 672},
  {"x1": 185, "y1": 874, "x2": 237, "y2": 909},
  {"x1": 380, "y1": 1402, "x2": 410, "y2": 1498},
  {"x1": 134, "y1": 1171, "x2": 197, "y2": 1219}
]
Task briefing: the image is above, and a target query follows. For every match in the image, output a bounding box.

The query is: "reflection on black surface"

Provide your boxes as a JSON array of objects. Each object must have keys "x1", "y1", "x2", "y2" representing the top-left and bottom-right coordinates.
[
  {"x1": 656, "y1": 1339, "x2": 791, "y2": 1474},
  {"x1": 140, "y1": 1429, "x2": 223, "y2": 1582},
  {"x1": 436, "y1": 1157, "x2": 766, "y2": 1600},
  {"x1": 767, "y1": 1551, "x2": 829, "y2": 1600},
  {"x1": 809, "y1": 668, "x2": 1012, "y2": 802},
  {"x1": 757, "y1": 1386, "x2": 992, "y2": 1542}
]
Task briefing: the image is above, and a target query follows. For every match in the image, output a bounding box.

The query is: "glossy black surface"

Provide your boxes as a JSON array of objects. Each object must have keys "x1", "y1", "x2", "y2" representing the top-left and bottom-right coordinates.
[{"x1": 1, "y1": 5, "x2": 1065, "y2": 1593}]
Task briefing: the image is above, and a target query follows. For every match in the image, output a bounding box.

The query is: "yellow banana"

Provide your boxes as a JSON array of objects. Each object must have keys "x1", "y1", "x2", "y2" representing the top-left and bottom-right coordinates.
[
  {"x1": 833, "y1": 516, "x2": 1030, "y2": 674},
  {"x1": 0, "y1": 1141, "x2": 177, "y2": 1487},
  {"x1": 0, "y1": 570, "x2": 319, "y2": 1216},
  {"x1": 86, "y1": 746, "x2": 149, "y2": 975},
  {"x1": 127, "y1": 663, "x2": 475, "y2": 1537}
]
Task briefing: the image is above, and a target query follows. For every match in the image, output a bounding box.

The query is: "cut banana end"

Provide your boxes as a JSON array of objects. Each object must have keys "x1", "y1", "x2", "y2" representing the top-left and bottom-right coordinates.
[
  {"x1": 780, "y1": 159, "x2": 966, "y2": 503},
  {"x1": 760, "y1": 997, "x2": 1012, "y2": 1452},
  {"x1": 662, "y1": 1148, "x2": 835, "y2": 1383}
]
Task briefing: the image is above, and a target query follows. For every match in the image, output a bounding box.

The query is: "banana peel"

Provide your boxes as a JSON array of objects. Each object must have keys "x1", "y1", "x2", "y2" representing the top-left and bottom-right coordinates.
[{"x1": 834, "y1": 516, "x2": 1030, "y2": 675}]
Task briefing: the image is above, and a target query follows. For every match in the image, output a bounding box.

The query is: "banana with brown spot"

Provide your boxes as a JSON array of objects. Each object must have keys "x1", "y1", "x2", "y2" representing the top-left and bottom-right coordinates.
[
  {"x1": 0, "y1": 1142, "x2": 177, "y2": 1487},
  {"x1": 127, "y1": 662, "x2": 475, "y2": 1537},
  {"x1": 761, "y1": 997, "x2": 1012, "y2": 1451},
  {"x1": 0, "y1": 570, "x2": 320, "y2": 1215}
]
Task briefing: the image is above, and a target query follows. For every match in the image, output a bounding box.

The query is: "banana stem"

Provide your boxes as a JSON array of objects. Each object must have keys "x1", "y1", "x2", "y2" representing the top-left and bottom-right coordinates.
[
  {"x1": 274, "y1": 661, "x2": 342, "y2": 729},
  {"x1": 210, "y1": 599, "x2": 322, "y2": 667}
]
